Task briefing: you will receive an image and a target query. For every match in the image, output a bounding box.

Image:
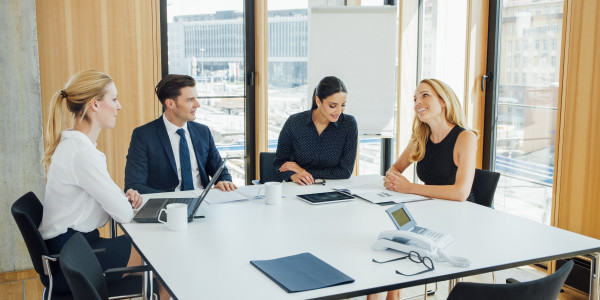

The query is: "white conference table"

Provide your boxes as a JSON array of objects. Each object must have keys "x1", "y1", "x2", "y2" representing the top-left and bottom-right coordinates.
[{"x1": 120, "y1": 175, "x2": 600, "y2": 300}]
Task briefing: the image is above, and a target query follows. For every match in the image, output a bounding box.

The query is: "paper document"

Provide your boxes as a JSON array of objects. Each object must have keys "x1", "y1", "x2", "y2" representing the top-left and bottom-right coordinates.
[
  {"x1": 197, "y1": 188, "x2": 248, "y2": 204},
  {"x1": 235, "y1": 185, "x2": 265, "y2": 200},
  {"x1": 334, "y1": 183, "x2": 429, "y2": 204}
]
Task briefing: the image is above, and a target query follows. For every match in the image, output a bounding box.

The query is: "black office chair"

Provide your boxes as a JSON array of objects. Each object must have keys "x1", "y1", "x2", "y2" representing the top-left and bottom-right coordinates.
[
  {"x1": 11, "y1": 192, "x2": 156, "y2": 300},
  {"x1": 11, "y1": 192, "x2": 72, "y2": 300},
  {"x1": 259, "y1": 152, "x2": 279, "y2": 184},
  {"x1": 468, "y1": 168, "x2": 501, "y2": 208},
  {"x1": 446, "y1": 260, "x2": 573, "y2": 300},
  {"x1": 60, "y1": 233, "x2": 158, "y2": 300}
]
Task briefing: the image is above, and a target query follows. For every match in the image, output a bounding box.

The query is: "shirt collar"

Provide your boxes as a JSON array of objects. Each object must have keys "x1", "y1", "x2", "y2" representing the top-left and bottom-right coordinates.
[
  {"x1": 305, "y1": 109, "x2": 341, "y2": 127},
  {"x1": 162, "y1": 114, "x2": 189, "y2": 136},
  {"x1": 61, "y1": 129, "x2": 97, "y2": 147}
]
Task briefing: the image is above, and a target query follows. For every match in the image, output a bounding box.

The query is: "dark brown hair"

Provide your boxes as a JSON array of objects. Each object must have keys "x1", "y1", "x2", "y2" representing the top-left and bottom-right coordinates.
[
  {"x1": 311, "y1": 76, "x2": 347, "y2": 110},
  {"x1": 155, "y1": 75, "x2": 196, "y2": 107}
]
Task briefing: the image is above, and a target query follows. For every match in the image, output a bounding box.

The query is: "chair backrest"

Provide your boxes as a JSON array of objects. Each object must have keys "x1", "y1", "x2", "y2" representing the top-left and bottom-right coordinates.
[
  {"x1": 11, "y1": 192, "x2": 51, "y2": 278},
  {"x1": 447, "y1": 260, "x2": 574, "y2": 300},
  {"x1": 469, "y1": 169, "x2": 501, "y2": 208},
  {"x1": 59, "y1": 233, "x2": 108, "y2": 300},
  {"x1": 259, "y1": 152, "x2": 279, "y2": 184}
]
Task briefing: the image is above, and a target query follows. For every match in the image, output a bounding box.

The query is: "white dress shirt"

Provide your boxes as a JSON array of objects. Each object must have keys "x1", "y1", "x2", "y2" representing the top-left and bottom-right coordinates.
[
  {"x1": 162, "y1": 115, "x2": 202, "y2": 191},
  {"x1": 39, "y1": 130, "x2": 133, "y2": 240}
]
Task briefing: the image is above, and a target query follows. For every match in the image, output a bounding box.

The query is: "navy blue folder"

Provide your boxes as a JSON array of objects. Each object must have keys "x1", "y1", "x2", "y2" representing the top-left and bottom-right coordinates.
[{"x1": 250, "y1": 252, "x2": 355, "y2": 293}]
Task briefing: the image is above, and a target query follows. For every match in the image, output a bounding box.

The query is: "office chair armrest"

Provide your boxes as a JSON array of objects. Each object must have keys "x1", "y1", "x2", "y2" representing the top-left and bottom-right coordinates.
[{"x1": 104, "y1": 265, "x2": 153, "y2": 276}]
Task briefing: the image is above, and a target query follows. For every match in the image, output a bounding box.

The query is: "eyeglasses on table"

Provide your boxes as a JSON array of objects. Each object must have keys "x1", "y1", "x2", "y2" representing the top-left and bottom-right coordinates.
[{"x1": 372, "y1": 251, "x2": 435, "y2": 276}]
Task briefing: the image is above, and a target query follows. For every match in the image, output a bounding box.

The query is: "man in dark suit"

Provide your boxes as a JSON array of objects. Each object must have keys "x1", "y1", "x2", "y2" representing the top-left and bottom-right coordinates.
[{"x1": 125, "y1": 75, "x2": 237, "y2": 194}]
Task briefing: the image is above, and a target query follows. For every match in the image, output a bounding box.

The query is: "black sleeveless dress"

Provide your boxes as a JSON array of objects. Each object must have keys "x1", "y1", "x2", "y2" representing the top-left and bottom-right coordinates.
[{"x1": 416, "y1": 126, "x2": 474, "y2": 201}]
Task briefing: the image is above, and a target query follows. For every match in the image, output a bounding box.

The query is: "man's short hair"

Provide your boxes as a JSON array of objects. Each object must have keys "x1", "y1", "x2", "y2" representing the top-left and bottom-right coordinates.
[{"x1": 155, "y1": 75, "x2": 196, "y2": 107}]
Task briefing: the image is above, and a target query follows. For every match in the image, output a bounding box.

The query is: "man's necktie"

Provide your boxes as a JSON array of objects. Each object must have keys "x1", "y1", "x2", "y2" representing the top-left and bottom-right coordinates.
[{"x1": 176, "y1": 128, "x2": 194, "y2": 191}]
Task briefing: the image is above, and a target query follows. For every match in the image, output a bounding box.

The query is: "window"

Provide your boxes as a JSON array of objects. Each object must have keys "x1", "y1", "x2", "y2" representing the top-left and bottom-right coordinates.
[
  {"x1": 165, "y1": 0, "x2": 248, "y2": 186},
  {"x1": 486, "y1": 0, "x2": 563, "y2": 224},
  {"x1": 266, "y1": 1, "x2": 308, "y2": 155},
  {"x1": 419, "y1": 0, "x2": 468, "y2": 105}
]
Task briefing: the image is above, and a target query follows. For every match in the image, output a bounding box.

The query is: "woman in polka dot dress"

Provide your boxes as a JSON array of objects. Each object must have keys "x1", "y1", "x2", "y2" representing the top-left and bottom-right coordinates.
[{"x1": 274, "y1": 76, "x2": 358, "y2": 185}]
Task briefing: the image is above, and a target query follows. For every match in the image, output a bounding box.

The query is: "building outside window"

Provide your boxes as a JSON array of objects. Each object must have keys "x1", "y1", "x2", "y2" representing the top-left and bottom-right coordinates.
[{"x1": 493, "y1": 0, "x2": 563, "y2": 224}]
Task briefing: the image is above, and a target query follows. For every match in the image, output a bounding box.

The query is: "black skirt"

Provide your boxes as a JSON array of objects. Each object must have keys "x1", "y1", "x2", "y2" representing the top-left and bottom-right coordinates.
[{"x1": 43, "y1": 228, "x2": 132, "y2": 294}]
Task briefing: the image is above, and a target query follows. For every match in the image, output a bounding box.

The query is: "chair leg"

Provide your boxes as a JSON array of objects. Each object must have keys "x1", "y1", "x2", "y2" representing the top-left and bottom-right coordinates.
[{"x1": 492, "y1": 271, "x2": 496, "y2": 284}]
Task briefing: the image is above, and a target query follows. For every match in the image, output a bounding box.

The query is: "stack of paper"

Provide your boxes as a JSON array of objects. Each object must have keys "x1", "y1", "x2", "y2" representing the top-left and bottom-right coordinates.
[
  {"x1": 199, "y1": 188, "x2": 248, "y2": 204},
  {"x1": 334, "y1": 183, "x2": 430, "y2": 204}
]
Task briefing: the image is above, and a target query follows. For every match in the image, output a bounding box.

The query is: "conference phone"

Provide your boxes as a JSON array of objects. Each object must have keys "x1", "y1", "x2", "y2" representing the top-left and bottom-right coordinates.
[{"x1": 372, "y1": 203, "x2": 471, "y2": 268}]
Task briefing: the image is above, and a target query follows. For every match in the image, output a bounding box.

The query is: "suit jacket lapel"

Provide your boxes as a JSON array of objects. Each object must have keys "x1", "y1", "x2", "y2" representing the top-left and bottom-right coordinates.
[{"x1": 155, "y1": 118, "x2": 178, "y2": 176}]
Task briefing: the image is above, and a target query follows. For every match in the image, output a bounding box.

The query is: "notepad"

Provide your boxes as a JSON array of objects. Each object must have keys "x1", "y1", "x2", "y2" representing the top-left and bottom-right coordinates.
[
  {"x1": 334, "y1": 183, "x2": 430, "y2": 204},
  {"x1": 250, "y1": 252, "x2": 355, "y2": 293}
]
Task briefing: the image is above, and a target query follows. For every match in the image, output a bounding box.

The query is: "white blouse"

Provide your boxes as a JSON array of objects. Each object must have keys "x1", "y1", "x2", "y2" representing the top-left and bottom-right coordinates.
[{"x1": 39, "y1": 130, "x2": 133, "y2": 240}]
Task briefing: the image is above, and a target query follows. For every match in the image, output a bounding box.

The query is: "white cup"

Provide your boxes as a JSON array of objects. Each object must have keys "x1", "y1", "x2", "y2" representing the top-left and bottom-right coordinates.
[
  {"x1": 158, "y1": 203, "x2": 188, "y2": 231},
  {"x1": 264, "y1": 182, "x2": 282, "y2": 205}
]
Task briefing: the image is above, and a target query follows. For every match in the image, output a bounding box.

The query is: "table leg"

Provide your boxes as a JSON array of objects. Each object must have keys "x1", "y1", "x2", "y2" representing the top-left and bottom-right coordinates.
[
  {"x1": 590, "y1": 252, "x2": 599, "y2": 300},
  {"x1": 141, "y1": 260, "x2": 153, "y2": 300},
  {"x1": 110, "y1": 218, "x2": 117, "y2": 238},
  {"x1": 447, "y1": 278, "x2": 459, "y2": 292}
]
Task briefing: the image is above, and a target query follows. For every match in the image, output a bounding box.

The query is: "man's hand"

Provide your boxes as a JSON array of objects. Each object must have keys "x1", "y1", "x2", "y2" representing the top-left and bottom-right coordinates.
[
  {"x1": 125, "y1": 189, "x2": 143, "y2": 209},
  {"x1": 215, "y1": 181, "x2": 238, "y2": 191},
  {"x1": 290, "y1": 171, "x2": 315, "y2": 186}
]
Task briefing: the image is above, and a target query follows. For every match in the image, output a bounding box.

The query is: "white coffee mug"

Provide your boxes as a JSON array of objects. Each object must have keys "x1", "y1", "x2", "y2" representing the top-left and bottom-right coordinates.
[
  {"x1": 158, "y1": 203, "x2": 188, "y2": 231},
  {"x1": 264, "y1": 182, "x2": 282, "y2": 205}
]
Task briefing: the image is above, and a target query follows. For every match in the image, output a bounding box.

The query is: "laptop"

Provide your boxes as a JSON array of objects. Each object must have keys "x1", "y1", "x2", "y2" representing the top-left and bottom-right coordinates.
[
  {"x1": 133, "y1": 156, "x2": 228, "y2": 223},
  {"x1": 385, "y1": 203, "x2": 453, "y2": 247},
  {"x1": 296, "y1": 191, "x2": 354, "y2": 205}
]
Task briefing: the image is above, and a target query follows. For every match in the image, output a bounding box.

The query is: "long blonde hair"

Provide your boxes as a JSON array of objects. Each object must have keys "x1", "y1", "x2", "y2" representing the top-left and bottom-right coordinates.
[
  {"x1": 409, "y1": 78, "x2": 479, "y2": 162},
  {"x1": 42, "y1": 70, "x2": 113, "y2": 173}
]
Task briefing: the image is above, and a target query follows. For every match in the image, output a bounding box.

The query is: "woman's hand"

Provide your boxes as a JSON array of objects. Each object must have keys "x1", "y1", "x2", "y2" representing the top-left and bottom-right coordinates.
[
  {"x1": 279, "y1": 162, "x2": 305, "y2": 174},
  {"x1": 125, "y1": 189, "x2": 143, "y2": 209},
  {"x1": 291, "y1": 171, "x2": 315, "y2": 186},
  {"x1": 383, "y1": 170, "x2": 412, "y2": 193}
]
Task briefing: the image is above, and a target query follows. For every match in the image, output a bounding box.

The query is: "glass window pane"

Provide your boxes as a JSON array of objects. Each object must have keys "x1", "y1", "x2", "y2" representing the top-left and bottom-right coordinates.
[
  {"x1": 420, "y1": 0, "x2": 467, "y2": 104},
  {"x1": 266, "y1": 1, "x2": 308, "y2": 151},
  {"x1": 167, "y1": 0, "x2": 246, "y2": 186},
  {"x1": 493, "y1": 0, "x2": 563, "y2": 224}
]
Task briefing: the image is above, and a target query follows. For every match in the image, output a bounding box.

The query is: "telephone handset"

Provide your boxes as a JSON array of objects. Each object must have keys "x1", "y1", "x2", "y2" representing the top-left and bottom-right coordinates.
[
  {"x1": 372, "y1": 230, "x2": 441, "y2": 257},
  {"x1": 372, "y1": 230, "x2": 471, "y2": 268}
]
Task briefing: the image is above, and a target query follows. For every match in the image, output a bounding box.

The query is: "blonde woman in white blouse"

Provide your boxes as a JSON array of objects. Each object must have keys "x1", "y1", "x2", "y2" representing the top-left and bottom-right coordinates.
[{"x1": 38, "y1": 70, "x2": 168, "y2": 299}]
